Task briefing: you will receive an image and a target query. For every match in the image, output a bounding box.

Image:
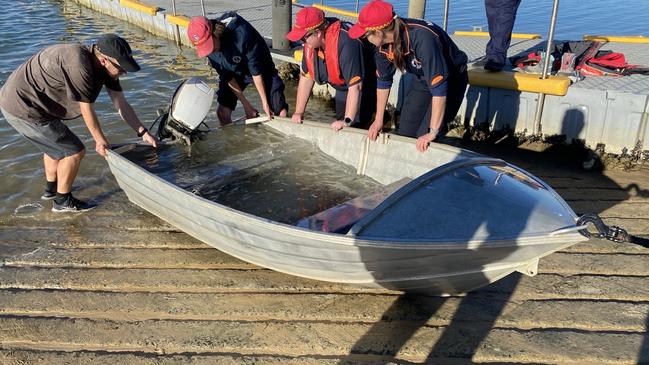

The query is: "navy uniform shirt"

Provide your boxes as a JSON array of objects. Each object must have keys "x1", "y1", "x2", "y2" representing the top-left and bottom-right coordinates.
[
  {"x1": 207, "y1": 12, "x2": 276, "y2": 83},
  {"x1": 301, "y1": 19, "x2": 367, "y2": 91},
  {"x1": 375, "y1": 18, "x2": 467, "y2": 96}
]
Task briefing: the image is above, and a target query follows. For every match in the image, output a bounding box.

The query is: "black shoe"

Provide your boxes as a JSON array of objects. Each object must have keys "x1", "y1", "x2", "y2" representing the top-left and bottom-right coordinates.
[
  {"x1": 52, "y1": 195, "x2": 96, "y2": 213},
  {"x1": 41, "y1": 190, "x2": 56, "y2": 200},
  {"x1": 484, "y1": 60, "x2": 504, "y2": 72}
]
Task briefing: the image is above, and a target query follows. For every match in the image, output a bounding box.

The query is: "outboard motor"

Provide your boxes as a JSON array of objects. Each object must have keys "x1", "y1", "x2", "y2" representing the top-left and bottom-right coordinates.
[{"x1": 153, "y1": 77, "x2": 215, "y2": 145}]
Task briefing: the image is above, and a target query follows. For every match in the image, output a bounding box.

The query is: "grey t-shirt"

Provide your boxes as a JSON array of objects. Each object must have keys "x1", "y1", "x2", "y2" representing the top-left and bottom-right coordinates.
[{"x1": 0, "y1": 43, "x2": 121, "y2": 123}]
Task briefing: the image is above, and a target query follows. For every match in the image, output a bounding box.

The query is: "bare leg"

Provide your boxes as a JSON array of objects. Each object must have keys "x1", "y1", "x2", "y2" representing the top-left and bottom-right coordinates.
[
  {"x1": 278, "y1": 109, "x2": 287, "y2": 117},
  {"x1": 43, "y1": 154, "x2": 58, "y2": 182},
  {"x1": 217, "y1": 104, "x2": 233, "y2": 126},
  {"x1": 55, "y1": 149, "x2": 85, "y2": 194}
]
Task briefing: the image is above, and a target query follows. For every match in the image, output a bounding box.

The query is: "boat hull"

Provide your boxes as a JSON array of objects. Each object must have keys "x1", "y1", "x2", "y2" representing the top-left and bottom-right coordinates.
[{"x1": 106, "y1": 119, "x2": 586, "y2": 294}]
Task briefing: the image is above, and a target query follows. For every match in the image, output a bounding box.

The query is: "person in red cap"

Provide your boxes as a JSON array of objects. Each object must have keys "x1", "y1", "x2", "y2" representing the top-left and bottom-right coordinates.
[
  {"x1": 187, "y1": 13, "x2": 288, "y2": 125},
  {"x1": 287, "y1": 7, "x2": 376, "y2": 131},
  {"x1": 0, "y1": 34, "x2": 158, "y2": 213},
  {"x1": 349, "y1": 0, "x2": 468, "y2": 152}
]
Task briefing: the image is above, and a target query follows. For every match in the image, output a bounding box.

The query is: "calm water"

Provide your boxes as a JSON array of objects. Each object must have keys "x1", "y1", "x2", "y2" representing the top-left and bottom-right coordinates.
[
  {"x1": 303, "y1": 0, "x2": 649, "y2": 40},
  {"x1": 0, "y1": 0, "x2": 336, "y2": 219}
]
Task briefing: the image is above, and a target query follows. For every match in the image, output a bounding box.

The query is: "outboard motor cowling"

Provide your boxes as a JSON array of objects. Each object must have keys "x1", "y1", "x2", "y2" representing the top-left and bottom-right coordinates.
[{"x1": 154, "y1": 77, "x2": 214, "y2": 145}]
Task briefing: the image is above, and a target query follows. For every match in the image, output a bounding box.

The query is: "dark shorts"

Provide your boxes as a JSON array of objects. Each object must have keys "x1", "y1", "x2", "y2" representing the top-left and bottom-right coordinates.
[
  {"x1": 1, "y1": 108, "x2": 84, "y2": 160},
  {"x1": 217, "y1": 73, "x2": 289, "y2": 115},
  {"x1": 333, "y1": 83, "x2": 377, "y2": 130},
  {"x1": 396, "y1": 69, "x2": 469, "y2": 138}
]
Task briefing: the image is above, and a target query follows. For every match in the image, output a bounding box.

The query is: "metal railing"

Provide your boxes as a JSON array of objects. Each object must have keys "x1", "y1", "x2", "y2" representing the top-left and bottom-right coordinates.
[
  {"x1": 171, "y1": 0, "x2": 180, "y2": 46},
  {"x1": 532, "y1": 0, "x2": 560, "y2": 135},
  {"x1": 442, "y1": 0, "x2": 448, "y2": 31}
]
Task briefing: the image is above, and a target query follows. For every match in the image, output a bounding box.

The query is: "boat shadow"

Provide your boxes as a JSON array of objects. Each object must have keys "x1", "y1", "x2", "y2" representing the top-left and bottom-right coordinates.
[
  {"x1": 340, "y1": 107, "x2": 649, "y2": 363},
  {"x1": 346, "y1": 201, "x2": 528, "y2": 363},
  {"x1": 337, "y1": 278, "x2": 525, "y2": 364}
]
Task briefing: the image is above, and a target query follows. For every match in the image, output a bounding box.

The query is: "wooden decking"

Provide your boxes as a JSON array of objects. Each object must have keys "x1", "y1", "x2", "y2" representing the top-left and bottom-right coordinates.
[{"x1": 1, "y1": 151, "x2": 648, "y2": 364}]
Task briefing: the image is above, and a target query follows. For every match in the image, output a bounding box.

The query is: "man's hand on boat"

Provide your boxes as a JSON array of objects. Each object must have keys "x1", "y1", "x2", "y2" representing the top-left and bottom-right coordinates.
[
  {"x1": 331, "y1": 120, "x2": 346, "y2": 132},
  {"x1": 416, "y1": 132, "x2": 436, "y2": 152},
  {"x1": 261, "y1": 101, "x2": 274, "y2": 121},
  {"x1": 96, "y1": 137, "x2": 110, "y2": 157},
  {"x1": 291, "y1": 112, "x2": 304, "y2": 124},
  {"x1": 244, "y1": 104, "x2": 260, "y2": 119},
  {"x1": 141, "y1": 131, "x2": 158, "y2": 148},
  {"x1": 367, "y1": 120, "x2": 383, "y2": 141}
]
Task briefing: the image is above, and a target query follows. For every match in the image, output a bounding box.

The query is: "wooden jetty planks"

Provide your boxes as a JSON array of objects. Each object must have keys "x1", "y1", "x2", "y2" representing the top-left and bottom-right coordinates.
[
  {"x1": 1, "y1": 289, "x2": 647, "y2": 332},
  {"x1": 1, "y1": 315, "x2": 646, "y2": 363},
  {"x1": 1, "y1": 266, "x2": 648, "y2": 301},
  {"x1": 0, "y1": 242, "x2": 647, "y2": 275}
]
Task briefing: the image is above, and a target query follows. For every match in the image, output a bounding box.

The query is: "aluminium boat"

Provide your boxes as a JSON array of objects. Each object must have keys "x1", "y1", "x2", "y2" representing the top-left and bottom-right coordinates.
[{"x1": 106, "y1": 116, "x2": 587, "y2": 294}]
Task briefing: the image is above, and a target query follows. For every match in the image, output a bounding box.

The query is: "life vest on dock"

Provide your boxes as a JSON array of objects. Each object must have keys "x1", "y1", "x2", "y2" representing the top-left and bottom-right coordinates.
[
  {"x1": 580, "y1": 51, "x2": 649, "y2": 76},
  {"x1": 304, "y1": 20, "x2": 345, "y2": 86},
  {"x1": 514, "y1": 40, "x2": 649, "y2": 77},
  {"x1": 576, "y1": 43, "x2": 649, "y2": 77}
]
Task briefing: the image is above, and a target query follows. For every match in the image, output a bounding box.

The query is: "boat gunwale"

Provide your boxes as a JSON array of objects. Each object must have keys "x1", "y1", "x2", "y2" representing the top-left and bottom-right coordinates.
[{"x1": 269, "y1": 117, "x2": 484, "y2": 159}]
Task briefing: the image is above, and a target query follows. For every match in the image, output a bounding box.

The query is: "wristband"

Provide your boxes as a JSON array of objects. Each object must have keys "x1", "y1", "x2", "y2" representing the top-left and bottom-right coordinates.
[{"x1": 137, "y1": 127, "x2": 148, "y2": 137}]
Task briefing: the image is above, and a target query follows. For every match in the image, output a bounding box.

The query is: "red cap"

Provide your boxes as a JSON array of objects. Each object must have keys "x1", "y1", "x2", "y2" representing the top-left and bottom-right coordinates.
[
  {"x1": 348, "y1": 0, "x2": 395, "y2": 39},
  {"x1": 286, "y1": 7, "x2": 326, "y2": 42},
  {"x1": 187, "y1": 16, "x2": 214, "y2": 57}
]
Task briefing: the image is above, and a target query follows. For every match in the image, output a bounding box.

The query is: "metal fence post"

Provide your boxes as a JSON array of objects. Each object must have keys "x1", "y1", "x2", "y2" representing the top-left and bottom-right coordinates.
[
  {"x1": 171, "y1": 0, "x2": 181, "y2": 46},
  {"x1": 200, "y1": 0, "x2": 206, "y2": 16},
  {"x1": 443, "y1": 0, "x2": 449, "y2": 31},
  {"x1": 637, "y1": 95, "x2": 649, "y2": 152},
  {"x1": 272, "y1": 0, "x2": 291, "y2": 50},
  {"x1": 355, "y1": 0, "x2": 360, "y2": 13},
  {"x1": 532, "y1": 0, "x2": 560, "y2": 135},
  {"x1": 408, "y1": 0, "x2": 426, "y2": 19}
]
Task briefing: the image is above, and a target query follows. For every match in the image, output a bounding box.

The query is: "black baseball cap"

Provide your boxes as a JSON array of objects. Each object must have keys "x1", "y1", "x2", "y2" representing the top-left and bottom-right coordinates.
[{"x1": 96, "y1": 34, "x2": 141, "y2": 72}]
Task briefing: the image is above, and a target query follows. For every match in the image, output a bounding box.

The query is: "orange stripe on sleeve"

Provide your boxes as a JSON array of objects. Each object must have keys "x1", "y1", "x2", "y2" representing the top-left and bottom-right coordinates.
[{"x1": 431, "y1": 75, "x2": 444, "y2": 86}]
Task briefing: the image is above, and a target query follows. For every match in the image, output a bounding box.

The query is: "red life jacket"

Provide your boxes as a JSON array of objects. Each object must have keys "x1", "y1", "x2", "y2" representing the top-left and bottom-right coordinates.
[
  {"x1": 579, "y1": 51, "x2": 627, "y2": 76},
  {"x1": 576, "y1": 45, "x2": 633, "y2": 77},
  {"x1": 589, "y1": 52, "x2": 628, "y2": 68},
  {"x1": 304, "y1": 20, "x2": 345, "y2": 86},
  {"x1": 585, "y1": 51, "x2": 649, "y2": 76}
]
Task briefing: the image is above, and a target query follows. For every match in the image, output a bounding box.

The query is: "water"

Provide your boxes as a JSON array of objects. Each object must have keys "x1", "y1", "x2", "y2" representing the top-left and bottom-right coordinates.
[
  {"x1": 1, "y1": 0, "x2": 646, "y2": 219},
  {"x1": 0, "y1": 0, "x2": 336, "y2": 219},
  {"x1": 122, "y1": 125, "x2": 383, "y2": 224},
  {"x1": 302, "y1": 0, "x2": 649, "y2": 40}
]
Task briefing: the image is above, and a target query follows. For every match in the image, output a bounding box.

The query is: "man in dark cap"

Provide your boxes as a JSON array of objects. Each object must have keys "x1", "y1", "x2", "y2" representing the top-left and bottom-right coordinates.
[{"x1": 0, "y1": 34, "x2": 158, "y2": 213}]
